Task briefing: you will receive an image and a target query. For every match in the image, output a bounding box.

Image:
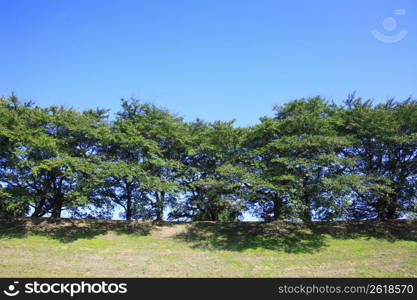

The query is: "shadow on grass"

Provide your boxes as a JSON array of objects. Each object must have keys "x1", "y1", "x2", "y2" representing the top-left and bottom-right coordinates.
[
  {"x1": 310, "y1": 219, "x2": 417, "y2": 243},
  {"x1": 0, "y1": 217, "x2": 153, "y2": 243},
  {"x1": 173, "y1": 219, "x2": 417, "y2": 253},
  {"x1": 173, "y1": 222, "x2": 327, "y2": 253},
  {"x1": 1, "y1": 218, "x2": 415, "y2": 252}
]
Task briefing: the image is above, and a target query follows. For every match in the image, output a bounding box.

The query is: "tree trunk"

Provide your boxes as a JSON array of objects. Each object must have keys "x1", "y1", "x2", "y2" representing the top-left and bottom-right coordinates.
[
  {"x1": 50, "y1": 173, "x2": 64, "y2": 219},
  {"x1": 125, "y1": 181, "x2": 133, "y2": 221},
  {"x1": 31, "y1": 199, "x2": 46, "y2": 218},
  {"x1": 272, "y1": 196, "x2": 283, "y2": 221},
  {"x1": 301, "y1": 197, "x2": 312, "y2": 223},
  {"x1": 378, "y1": 201, "x2": 397, "y2": 220},
  {"x1": 386, "y1": 203, "x2": 398, "y2": 220},
  {"x1": 50, "y1": 196, "x2": 63, "y2": 219},
  {"x1": 126, "y1": 197, "x2": 132, "y2": 221},
  {"x1": 376, "y1": 197, "x2": 398, "y2": 220},
  {"x1": 155, "y1": 191, "x2": 165, "y2": 221},
  {"x1": 386, "y1": 192, "x2": 399, "y2": 220}
]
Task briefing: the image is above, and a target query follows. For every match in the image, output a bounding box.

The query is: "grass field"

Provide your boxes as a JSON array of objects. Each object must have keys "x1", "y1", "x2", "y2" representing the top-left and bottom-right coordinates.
[{"x1": 0, "y1": 218, "x2": 416, "y2": 277}]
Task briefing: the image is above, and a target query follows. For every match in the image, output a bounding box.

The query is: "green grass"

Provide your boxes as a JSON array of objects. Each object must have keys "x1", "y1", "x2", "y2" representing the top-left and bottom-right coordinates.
[{"x1": 0, "y1": 218, "x2": 416, "y2": 277}]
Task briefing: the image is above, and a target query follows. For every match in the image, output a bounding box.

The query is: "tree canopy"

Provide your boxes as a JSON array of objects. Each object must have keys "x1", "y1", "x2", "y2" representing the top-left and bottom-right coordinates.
[{"x1": 1, "y1": 94, "x2": 416, "y2": 221}]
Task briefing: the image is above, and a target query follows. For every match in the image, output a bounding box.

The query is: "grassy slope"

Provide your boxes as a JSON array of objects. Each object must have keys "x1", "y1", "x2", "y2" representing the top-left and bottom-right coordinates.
[{"x1": 0, "y1": 218, "x2": 416, "y2": 277}]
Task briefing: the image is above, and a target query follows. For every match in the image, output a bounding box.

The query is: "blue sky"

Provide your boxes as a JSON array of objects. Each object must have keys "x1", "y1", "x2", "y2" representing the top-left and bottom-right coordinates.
[{"x1": 1, "y1": 0, "x2": 416, "y2": 126}]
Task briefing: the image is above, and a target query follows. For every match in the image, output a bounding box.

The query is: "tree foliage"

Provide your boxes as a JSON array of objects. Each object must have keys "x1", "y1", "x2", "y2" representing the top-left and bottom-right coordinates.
[{"x1": 1, "y1": 94, "x2": 416, "y2": 221}]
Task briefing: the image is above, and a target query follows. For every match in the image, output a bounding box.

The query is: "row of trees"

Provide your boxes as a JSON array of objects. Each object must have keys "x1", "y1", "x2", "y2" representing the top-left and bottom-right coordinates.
[{"x1": 1, "y1": 94, "x2": 416, "y2": 221}]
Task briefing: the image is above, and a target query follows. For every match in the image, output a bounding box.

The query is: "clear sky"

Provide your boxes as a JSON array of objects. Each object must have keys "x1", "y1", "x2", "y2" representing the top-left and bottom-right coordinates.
[{"x1": 1, "y1": 0, "x2": 416, "y2": 126}]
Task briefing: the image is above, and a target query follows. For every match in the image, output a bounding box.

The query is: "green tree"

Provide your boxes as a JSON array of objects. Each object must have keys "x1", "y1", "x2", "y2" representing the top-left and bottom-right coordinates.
[
  {"x1": 341, "y1": 96, "x2": 417, "y2": 220},
  {"x1": 0, "y1": 95, "x2": 106, "y2": 218},
  {"x1": 0, "y1": 95, "x2": 33, "y2": 216},
  {"x1": 243, "y1": 118, "x2": 294, "y2": 221},
  {"x1": 171, "y1": 120, "x2": 247, "y2": 221},
  {"x1": 93, "y1": 100, "x2": 183, "y2": 220},
  {"x1": 245, "y1": 97, "x2": 355, "y2": 222}
]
